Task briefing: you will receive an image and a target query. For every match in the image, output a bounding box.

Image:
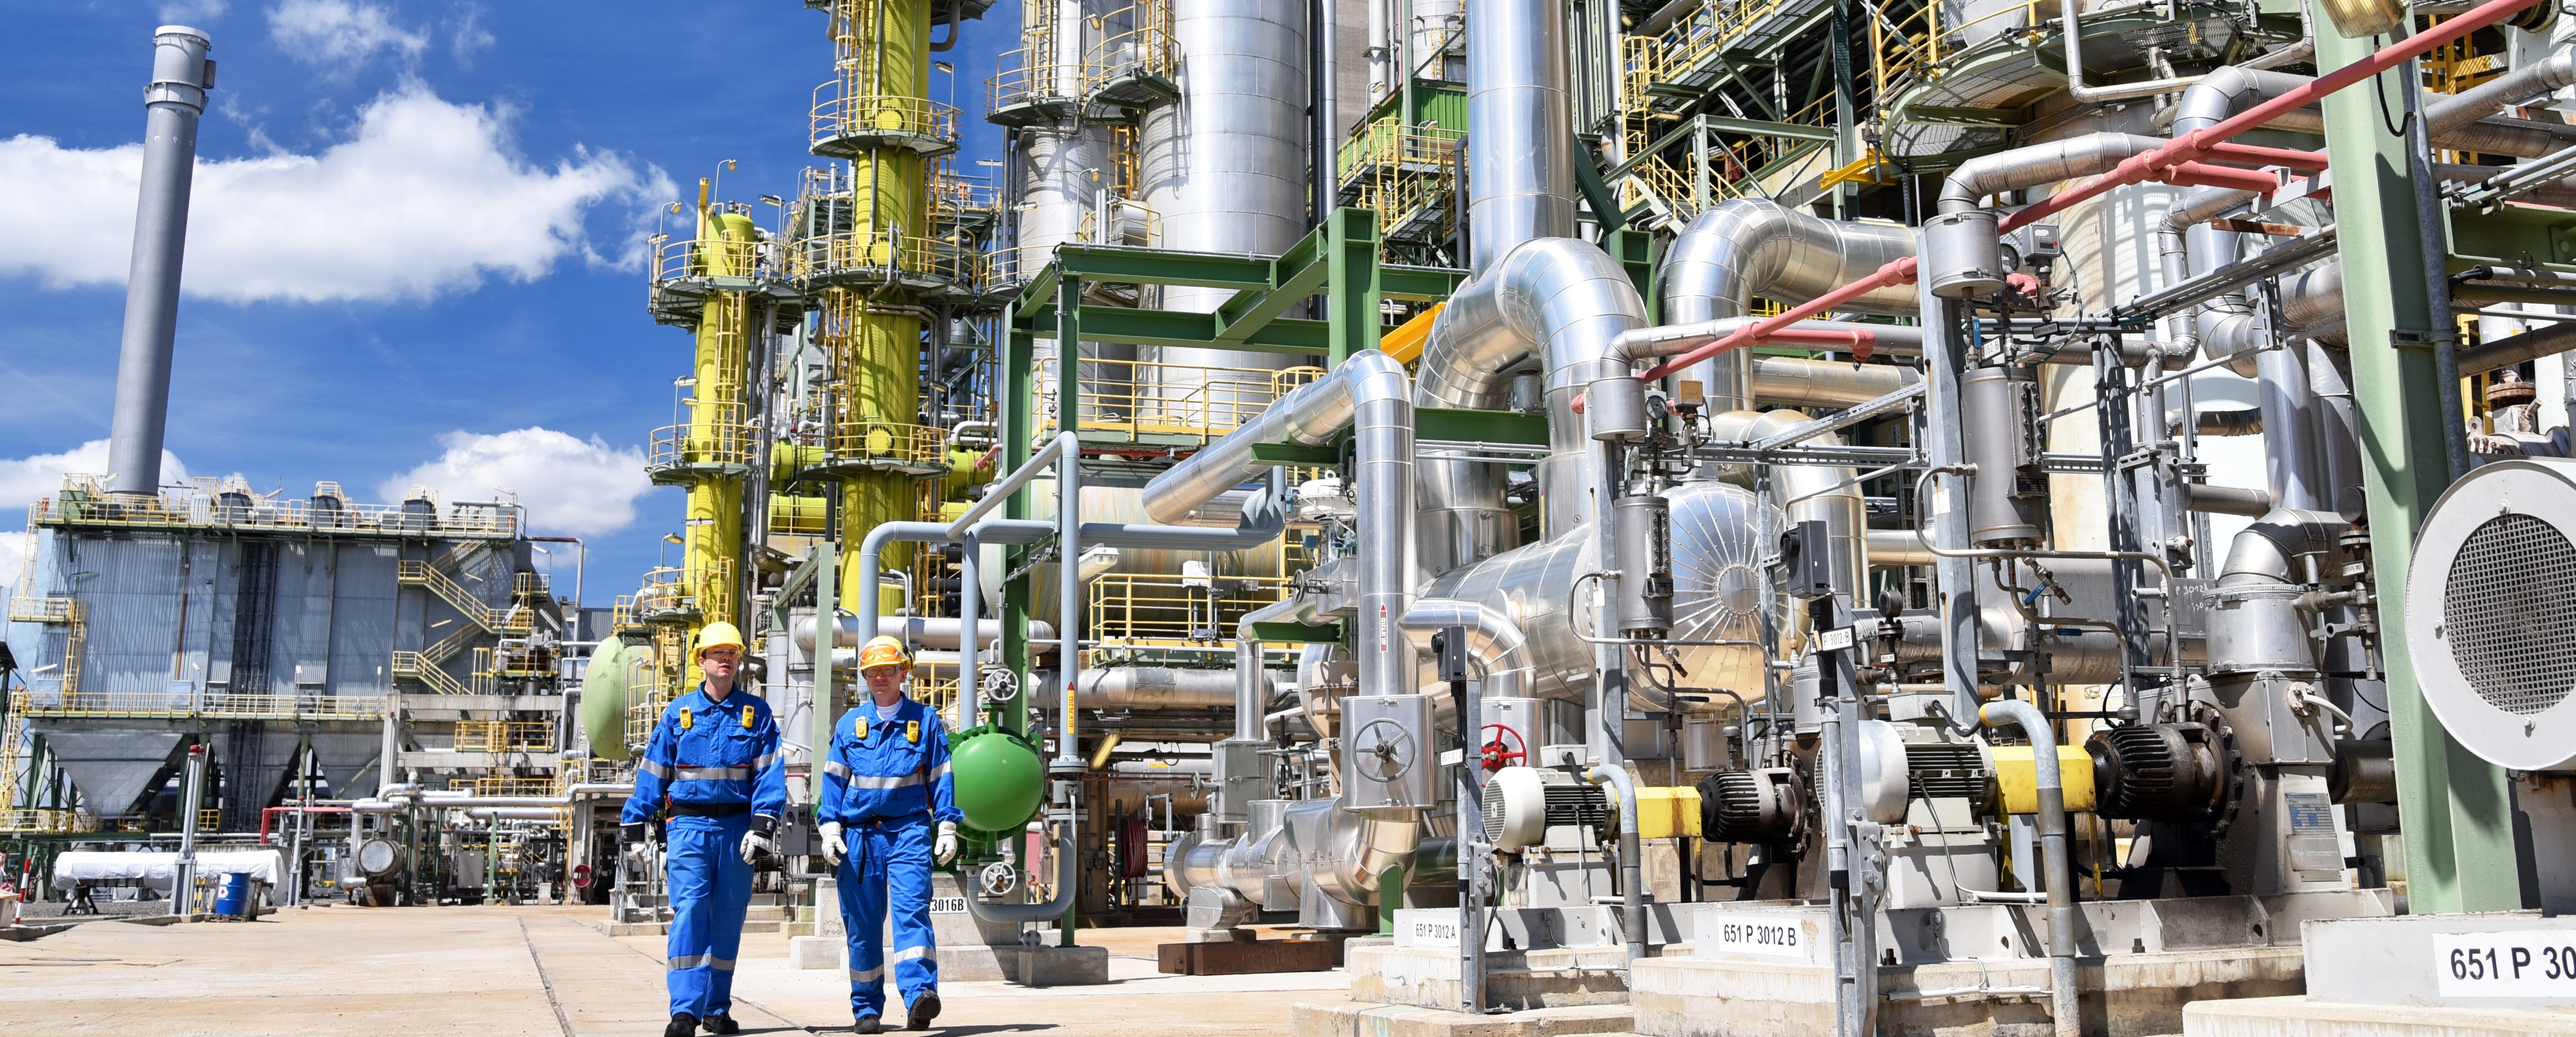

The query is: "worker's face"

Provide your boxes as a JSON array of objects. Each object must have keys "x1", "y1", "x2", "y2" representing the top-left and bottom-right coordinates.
[
  {"x1": 863, "y1": 663, "x2": 904, "y2": 702},
  {"x1": 700, "y1": 646, "x2": 739, "y2": 684}
]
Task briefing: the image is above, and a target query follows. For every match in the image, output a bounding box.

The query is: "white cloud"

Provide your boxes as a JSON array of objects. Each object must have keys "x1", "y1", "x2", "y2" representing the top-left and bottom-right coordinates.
[
  {"x1": 0, "y1": 439, "x2": 190, "y2": 597},
  {"x1": 269, "y1": 0, "x2": 426, "y2": 67},
  {"x1": 378, "y1": 428, "x2": 650, "y2": 537},
  {"x1": 0, "y1": 439, "x2": 191, "y2": 510},
  {"x1": 0, "y1": 87, "x2": 672, "y2": 303}
]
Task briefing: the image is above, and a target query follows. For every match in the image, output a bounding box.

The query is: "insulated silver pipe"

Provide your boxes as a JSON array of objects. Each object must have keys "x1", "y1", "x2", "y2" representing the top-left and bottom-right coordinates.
[
  {"x1": 1977, "y1": 699, "x2": 2078, "y2": 1037},
  {"x1": 1464, "y1": 0, "x2": 1576, "y2": 270},
  {"x1": 1236, "y1": 598, "x2": 1311, "y2": 741},
  {"x1": 1073, "y1": 667, "x2": 1245, "y2": 709},
  {"x1": 1395, "y1": 598, "x2": 1533, "y2": 698},
  {"x1": 1141, "y1": 351, "x2": 1416, "y2": 698},
  {"x1": 1658, "y1": 201, "x2": 1918, "y2": 410},
  {"x1": 1936, "y1": 132, "x2": 2165, "y2": 215},
  {"x1": 1417, "y1": 238, "x2": 1644, "y2": 571},
  {"x1": 2430, "y1": 48, "x2": 2576, "y2": 136},
  {"x1": 1582, "y1": 762, "x2": 1644, "y2": 964},
  {"x1": 1752, "y1": 356, "x2": 1922, "y2": 408},
  {"x1": 106, "y1": 26, "x2": 213, "y2": 496}
]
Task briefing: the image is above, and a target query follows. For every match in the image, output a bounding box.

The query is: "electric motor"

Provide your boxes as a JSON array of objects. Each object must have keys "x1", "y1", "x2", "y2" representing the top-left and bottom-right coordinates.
[
  {"x1": 2086, "y1": 723, "x2": 2228, "y2": 820},
  {"x1": 1482, "y1": 766, "x2": 1612, "y2": 852},
  {"x1": 1695, "y1": 767, "x2": 1801, "y2": 843}
]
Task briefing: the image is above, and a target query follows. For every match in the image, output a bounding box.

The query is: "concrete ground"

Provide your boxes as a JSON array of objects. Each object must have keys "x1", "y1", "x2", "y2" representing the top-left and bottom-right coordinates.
[{"x1": 0, "y1": 904, "x2": 1350, "y2": 1036}]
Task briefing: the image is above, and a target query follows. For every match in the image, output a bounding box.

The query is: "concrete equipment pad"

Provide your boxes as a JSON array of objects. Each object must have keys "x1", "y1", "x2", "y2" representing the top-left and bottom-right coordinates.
[
  {"x1": 1289, "y1": 999, "x2": 1636, "y2": 1037},
  {"x1": 0, "y1": 903, "x2": 1349, "y2": 1035},
  {"x1": 2185, "y1": 994, "x2": 2576, "y2": 1036}
]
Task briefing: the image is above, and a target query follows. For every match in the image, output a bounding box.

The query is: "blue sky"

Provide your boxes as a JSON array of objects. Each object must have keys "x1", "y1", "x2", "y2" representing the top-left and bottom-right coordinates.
[{"x1": 0, "y1": 0, "x2": 1017, "y2": 606}]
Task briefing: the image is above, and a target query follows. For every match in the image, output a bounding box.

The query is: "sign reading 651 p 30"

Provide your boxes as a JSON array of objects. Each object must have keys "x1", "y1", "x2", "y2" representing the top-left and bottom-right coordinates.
[{"x1": 2434, "y1": 930, "x2": 2576, "y2": 999}]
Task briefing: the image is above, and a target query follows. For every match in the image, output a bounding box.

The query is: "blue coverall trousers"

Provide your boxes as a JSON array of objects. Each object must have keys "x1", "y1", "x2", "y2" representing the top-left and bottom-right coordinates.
[
  {"x1": 836, "y1": 815, "x2": 938, "y2": 1018},
  {"x1": 665, "y1": 814, "x2": 754, "y2": 1019}
]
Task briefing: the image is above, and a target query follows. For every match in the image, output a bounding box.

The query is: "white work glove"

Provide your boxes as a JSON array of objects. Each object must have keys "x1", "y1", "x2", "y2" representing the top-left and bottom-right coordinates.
[
  {"x1": 820, "y1": 821, "x2": 847, "y2": 867},
  {"x1": 935, "y1": 821, "x2": 959, "y2": 865},
  {"x1": 739, "y1": 826, "x2": 776, "y2": 865}
]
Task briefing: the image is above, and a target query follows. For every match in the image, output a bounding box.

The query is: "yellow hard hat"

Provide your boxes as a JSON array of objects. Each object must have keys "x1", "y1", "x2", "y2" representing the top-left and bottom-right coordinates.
[
  {"x1": 858, "y1": 635, "x2": 910, "y2": 672},
  {"x1": 695, "y1": 621, "x2": 747, "y2": 660}
]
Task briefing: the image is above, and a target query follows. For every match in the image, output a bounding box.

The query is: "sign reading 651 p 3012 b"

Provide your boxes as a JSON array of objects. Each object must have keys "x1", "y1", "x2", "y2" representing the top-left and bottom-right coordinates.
[{"x1": 2433, "y1": 930, "x2": 2576, "y2": 999}]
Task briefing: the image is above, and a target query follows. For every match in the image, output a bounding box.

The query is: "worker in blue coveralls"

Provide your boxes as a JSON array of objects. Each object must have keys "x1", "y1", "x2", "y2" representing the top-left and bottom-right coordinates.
[
  {"x1": 620, "y1": 620, "x2": 784, "y2": 1037},
  {"x1": 820, "y1": 635, "x2": 961, "y2": 1034}
]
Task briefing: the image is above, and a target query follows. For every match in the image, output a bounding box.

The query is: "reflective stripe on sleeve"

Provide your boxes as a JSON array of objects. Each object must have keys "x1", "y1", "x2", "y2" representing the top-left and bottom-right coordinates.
[
  {"x1": 824, "y1": 761, "x2": 853, "y2": 779},
  {"x1": 927, "y1": 762, "x2": 951, "y2": 782},
  {"x1": 637, "y1": 759, "x2": 673, "y2": 779},
  {"x1": 752, "y1": 751, "x2": 780, "y2": 769}
]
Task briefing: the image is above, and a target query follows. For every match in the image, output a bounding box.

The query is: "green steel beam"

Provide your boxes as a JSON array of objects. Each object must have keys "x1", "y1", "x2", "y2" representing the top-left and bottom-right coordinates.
[
  {"x1": 1382, "y1": 264, "x2": 1468, "y2": 301},
  {"x1": 1247, "y1": 620, "x2": 1346, "y2": 643},
  {"x1": 1217, "y1": 229, "x2": 1333, "y2": 344},
  {"x1": 1326, "y1": 208, "x2": 1382, "y2": 366},
  {"x1": 1248, "y1": 442, "x2": 1342, "y2": 466},
  {"x1": 999, "y1": 301, "x2": 1036, "y2": 739},
  {"x1": 2315, "y1": 28, "x2": 2518, "y2": 911},
  {"x1": 1046, "y1": 245, "x2": 1273, "y2": 290},
  {"x1": 1574, "y1": 134, "x2": 1627, "y2": 234},
  {"x1": 1701, "y1": 115, "x2": 1839, "y2": 141},
  {"x1": 1608, "y1": 228, "x2": 1659, "y2": 315},
  {"x1": 1022, "y1": 307, "x2": 1330, "y2": 353},
  {"x1": 1417, "y1": 407, "x2": 1548, "y2": 446},
  {"x1": 2446, "y1": 203, "x2": 2576, "y2": 273}
]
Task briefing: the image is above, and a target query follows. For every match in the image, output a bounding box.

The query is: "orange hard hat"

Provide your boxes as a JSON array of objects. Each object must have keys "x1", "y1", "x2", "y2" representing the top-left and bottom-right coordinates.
[{"x1": 858, "y1": 635, "x2": 910, "y2": 673}]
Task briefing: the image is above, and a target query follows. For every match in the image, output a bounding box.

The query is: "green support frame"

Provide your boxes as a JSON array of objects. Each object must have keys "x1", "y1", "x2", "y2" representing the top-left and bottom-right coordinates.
[{"x1": 2315, "y1": 28, "x2": 2520, "y2": 912}]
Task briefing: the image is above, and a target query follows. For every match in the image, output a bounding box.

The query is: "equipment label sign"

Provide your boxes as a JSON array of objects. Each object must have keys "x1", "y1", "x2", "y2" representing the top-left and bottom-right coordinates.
[
  {"x1": 2432, "y1": 930, "x2": 2576, "y2": 998},
  {"x1": 1402, "y1": 914, "x2": 1461, "y2": 946},
  {"x1": 930, "y1": 896, "x2": 968, "y2": 915},
  {"x1": 1705, "y1": 912, "x2": 1812, "y2": 958},
  {"x1": 1816, "y1": 627, "x2": 1854, "y2": 652},
  {"x1": 2284, "y1": 792, "x2": 2334, "y2": 834}
]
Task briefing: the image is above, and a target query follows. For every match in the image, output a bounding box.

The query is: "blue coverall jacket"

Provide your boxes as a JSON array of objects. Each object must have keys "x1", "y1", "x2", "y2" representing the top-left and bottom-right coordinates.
[
  {"x1": 620, "y1": 684, "x2": 785, "y2": 1020},
  {"x1": 820, "y1": 695, "x2": 961, "y2": 1018}
]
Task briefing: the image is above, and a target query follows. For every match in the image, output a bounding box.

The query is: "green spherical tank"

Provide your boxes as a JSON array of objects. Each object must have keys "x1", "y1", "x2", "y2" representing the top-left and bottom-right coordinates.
[{"x1": 949, "y1": 728, "x2": 1045, "y2": 835}]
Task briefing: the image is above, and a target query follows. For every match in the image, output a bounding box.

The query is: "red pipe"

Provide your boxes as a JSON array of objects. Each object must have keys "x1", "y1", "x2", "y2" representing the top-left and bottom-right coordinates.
[
  {"x1": 2161, "y1": 162, "x2": 2286, "y2": 193},
  {"x1": 2199, "y1": 142, "x2": 2330, "y2": 171},
  {"x1": 1636, "y1": 0, "x2": 2532, "y2": 382},
  {"x1": 2006, "y1": 0, "x2": 2538, "y2": 233},
  {"x1": 1638, "y1": 259, "x2": 1918, "y2": 380}
]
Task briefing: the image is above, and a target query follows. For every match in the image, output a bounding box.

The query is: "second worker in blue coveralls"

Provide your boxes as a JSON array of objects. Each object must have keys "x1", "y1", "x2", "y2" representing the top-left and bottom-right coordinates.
[
  {"x1": 820, "y1": 635, "x2": 961, "y2": 1033},
  {"x1": 620, "y1": 621, "x2": 785, "y2": 1037}
]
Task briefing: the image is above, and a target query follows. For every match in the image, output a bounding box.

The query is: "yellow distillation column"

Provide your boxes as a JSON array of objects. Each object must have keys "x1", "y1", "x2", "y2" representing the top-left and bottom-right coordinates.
[
  {"x1": 817, "y1": 0, "x2": 934, "y2": 615},
  {"x1": 683, "y1": 198, "x2": 758, "y2": 638}
]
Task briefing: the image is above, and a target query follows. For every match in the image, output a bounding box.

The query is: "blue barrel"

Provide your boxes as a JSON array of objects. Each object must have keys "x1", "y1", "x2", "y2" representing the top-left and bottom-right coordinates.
[{"x1": 212, "y1": 872, "x2": 253, "y2": 917}]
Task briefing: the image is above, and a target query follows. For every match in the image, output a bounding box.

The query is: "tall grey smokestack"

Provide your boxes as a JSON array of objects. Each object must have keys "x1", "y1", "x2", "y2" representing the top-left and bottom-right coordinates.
[{"x1": 105, "y1": 26, "x2": 213, "y2": 496}]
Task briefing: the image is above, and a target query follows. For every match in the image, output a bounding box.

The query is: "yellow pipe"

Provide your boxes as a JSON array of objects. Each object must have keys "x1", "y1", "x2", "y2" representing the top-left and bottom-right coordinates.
[{"x1": 1088, "y1": 734, "x2": 1123, "y2": 771}]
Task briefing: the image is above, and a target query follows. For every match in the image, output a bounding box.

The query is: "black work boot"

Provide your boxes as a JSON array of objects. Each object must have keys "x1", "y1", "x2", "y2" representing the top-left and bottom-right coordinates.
[
  {"x1": 906, "y1": 991, "x2": 942, "y2": 1031},
  {"x1": 702, "y1": 1014, "x2": 740, "y2": 1035},
  {"x1": 665, "y1": 1014, "x2": 699, "y2": 1037},
  {"x1": 855, "y1": 1016, "x2": 883, "y2": 1034}
]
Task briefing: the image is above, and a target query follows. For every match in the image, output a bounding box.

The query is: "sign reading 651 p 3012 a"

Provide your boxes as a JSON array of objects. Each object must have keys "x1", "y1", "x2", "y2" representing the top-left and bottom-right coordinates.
[{"x1": 2434, "y1": 930, "x2": 2576, "y2": 999}]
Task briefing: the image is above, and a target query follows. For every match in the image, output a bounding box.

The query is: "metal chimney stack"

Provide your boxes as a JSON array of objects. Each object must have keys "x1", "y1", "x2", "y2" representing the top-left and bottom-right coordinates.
[{"x1": 104, "y1": 26, "x2": 214, "y2": 496}]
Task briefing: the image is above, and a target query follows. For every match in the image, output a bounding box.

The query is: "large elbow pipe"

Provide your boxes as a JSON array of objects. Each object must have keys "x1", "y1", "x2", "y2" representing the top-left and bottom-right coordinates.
[
  {"x1": 1142, "y1": 351, "x2": 1417, "y2": 698},
  {"x1": 1417, "y1": 238, "x2": 1647, "y2": 573},
  {"x1": 1978, "y1": 699, "x2": 2078, "y2": 1037},
  {"x1": 1938, "y1": 133, "x2": 2167, "y2": 215},
  {"x1": 1396, "y1": 598, "x2": 1533, "y2": 698},
  {"x1": 1658, "y1": 200, "x2": 1917, "y2": 410}
]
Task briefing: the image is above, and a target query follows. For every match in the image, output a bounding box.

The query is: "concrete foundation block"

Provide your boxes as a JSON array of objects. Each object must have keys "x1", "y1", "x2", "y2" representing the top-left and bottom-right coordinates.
[
  {"x1": 1288, "y1": 999, "x2": 1635, "y2": 1037},
  {"x1": 2185, "y1": 994, "x2": 2576, "y2": 1036},
  {"x1": 789, "y1": 936, "x2": 843, "y2": 970},
  {"x1": 1013, "y1": 945, "x2": 1109, "y2": 987},
  {"x1": 1348, "y1": 943, "x2": 1636, "y2": 1011},
  {"x1": 1630, "y1": 946, "x2": 2307, "y2": 1037}
]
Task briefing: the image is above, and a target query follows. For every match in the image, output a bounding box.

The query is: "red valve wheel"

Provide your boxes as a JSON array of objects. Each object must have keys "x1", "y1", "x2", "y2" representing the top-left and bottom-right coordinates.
[{"x1": 1479, "y1": 723, "x2": 1529, "y2": 770}]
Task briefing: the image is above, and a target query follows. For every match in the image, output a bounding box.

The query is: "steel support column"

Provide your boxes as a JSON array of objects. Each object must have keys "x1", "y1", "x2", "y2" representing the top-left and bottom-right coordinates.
[{"x1": 2313, "y1": 17, "x2": 2520, "y2": 912}]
